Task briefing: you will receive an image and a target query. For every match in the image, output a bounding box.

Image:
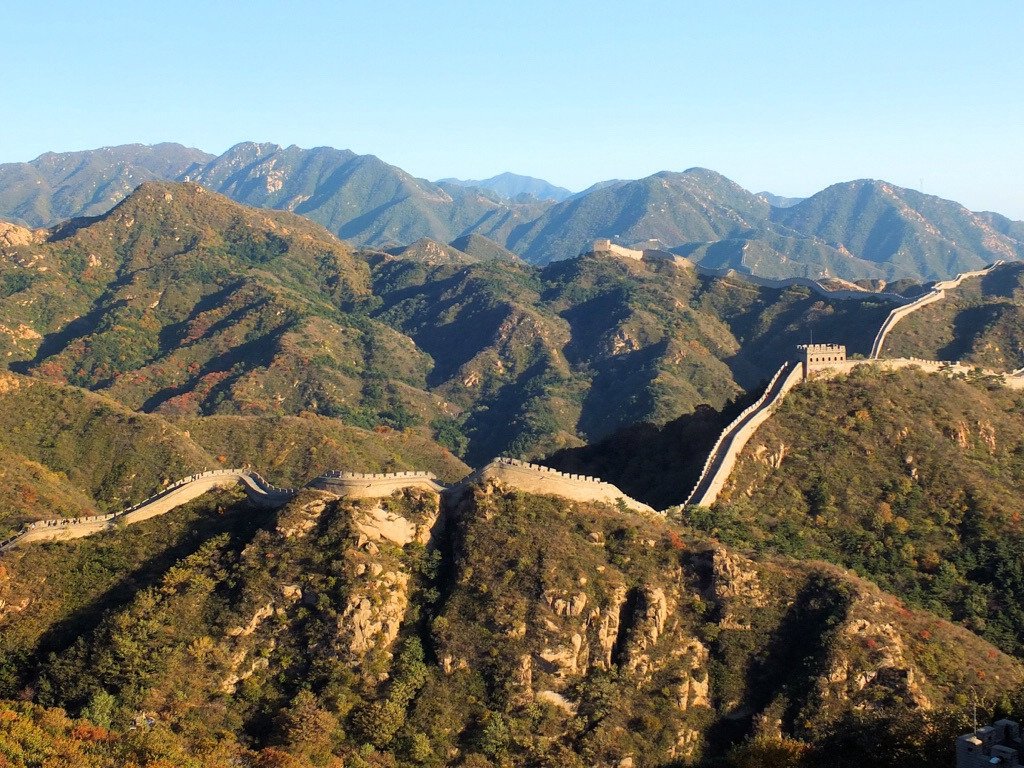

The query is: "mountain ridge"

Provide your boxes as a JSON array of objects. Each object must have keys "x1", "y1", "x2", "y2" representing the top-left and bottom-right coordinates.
[{"x1": 0, "y1": 143, "x2": 1021, "y2": 281}]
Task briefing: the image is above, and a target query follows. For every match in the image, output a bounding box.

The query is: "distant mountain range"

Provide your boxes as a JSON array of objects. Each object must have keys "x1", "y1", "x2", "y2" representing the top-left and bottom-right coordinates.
[
  {"x1": 757, "y1": 191, "x2": 804, "y2": 208},
  {"x1": 438, "y1": 171, "x2": 573, "y2": 202},
  {"x1": 1, "y1": 142, "x2": 1021, "y2": 281}
]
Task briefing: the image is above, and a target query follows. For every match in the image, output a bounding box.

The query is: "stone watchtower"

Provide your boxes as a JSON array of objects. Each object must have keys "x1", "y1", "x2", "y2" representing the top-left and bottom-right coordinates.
[{"x1": 797, "y1": 343, "x2": 846, "y2": 377}]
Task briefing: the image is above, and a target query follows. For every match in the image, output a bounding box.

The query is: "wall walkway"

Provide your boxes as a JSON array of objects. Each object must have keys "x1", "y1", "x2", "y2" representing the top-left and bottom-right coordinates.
[
  {"x1": 1, "y1": 458, "x2": 657, "y2": 551},
  {"x1": 310, "y1": 470, "x2": 444, "y2": 498},
  {"x1": 686, "y1": 261, "x2": 914, "y2": 304}
]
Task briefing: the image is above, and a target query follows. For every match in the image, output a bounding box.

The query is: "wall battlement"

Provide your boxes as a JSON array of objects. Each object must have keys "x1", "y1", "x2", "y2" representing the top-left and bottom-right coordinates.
[
  {"x1": 310, "y1": 470, "x2": 444, "y2": 499},
  {"x1": 684, "y1": 362, "x2": 803, "y2": 508},
  {"x1": 0, "y1": 456, "x2": 656, "y2": 552},
  {"x1": 0, "y1": 468, "x2": 299, "y2": 551},
  {"x1": 5, "y1": 267, "x2": 1019, "y2": 553},
  {"x1": 316, "y1": 470, "x2": 437, "y2": 480},
  {"x1": 464, "y1": 458, "x2": 655, "y2": 514}
]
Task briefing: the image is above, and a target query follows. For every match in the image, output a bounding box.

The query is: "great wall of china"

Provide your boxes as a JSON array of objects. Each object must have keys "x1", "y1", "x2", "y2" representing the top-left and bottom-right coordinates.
[
  {"x1": 2, "y1": 256, "x2": 1019, "y2": 552},
  {"x1": 591, "y1": 239, "x2": 919, "y2": 304},
  {"x1": 461, "y1": 458, "x2": 654, "y2": 513},
  {"x1": 0, "y1": 459, "x2": 654, "y2": 551},
  {"x1": 682, "y1": 362, "x2": 804, "y2": 508},
  {"x1": 869, "y1": 261, "x2": 1004, "y2": 358},
  {"x1": 0, "y1": 469, "x2": 299, "y2": 550}
]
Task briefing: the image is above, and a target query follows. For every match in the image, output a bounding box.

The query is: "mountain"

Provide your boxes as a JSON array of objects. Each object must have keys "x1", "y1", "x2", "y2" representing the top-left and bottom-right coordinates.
[
  {"x1": 0, "y1": 143, "x2": 212, "y2": 227},
  {"x1": 448, "y1": 233, "x2": 521, "y2": 262},
  {"x1": 0, "y1": 474, "x2": 1014, "y2": 766},
  {"x1": 758, "y1": 191, "x2": 805, "y2": 208},
  {"x1": 543, "y1": 362, "x2": 1024, "y2": 679},
  {"x1": 506, "y1": 168, "x2": 772, "y2": 264},
  {"x1": 979, "y1": 210, "x2": 1024, "y2": 242},
  {"x1": 438, "y1": 171, "x2": 573, "y2": 202},
  {"x1": 184, "y1": 142, "x2": 553, "y2": 248},
  {"x1": 506, "y1": 172, "x2": 1023, "y2": 280},
  {"x1": 368, "y1": 245, "x2": 895, "y2": 463},
  {"x1": 710, "y1": 366, "x2": 1024, "y2": 660},
  {"x1": 1, "y1": 181, "x2": 902, "y2": 463},
  {"x1": 0, "y1": 181, "x2": 446, "y2": 432},
  {"x1": 2, "y1": 144, "x2": 1022, "y2": 281},
  {"x1": 673, "y1": 228, "x2": 890, "y2": 280},
  {"x1": 772, "y1": 180, "x2": 1023, "y2": 279},
  {"x1": 0, "y1": 371, "x2": 467, "y2": 538}
]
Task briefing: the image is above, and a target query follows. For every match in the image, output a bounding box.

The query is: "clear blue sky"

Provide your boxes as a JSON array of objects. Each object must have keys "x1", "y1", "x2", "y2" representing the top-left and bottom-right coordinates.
[{"x1": 4, "y1": 0, "x2": 1023, "y2": 217}]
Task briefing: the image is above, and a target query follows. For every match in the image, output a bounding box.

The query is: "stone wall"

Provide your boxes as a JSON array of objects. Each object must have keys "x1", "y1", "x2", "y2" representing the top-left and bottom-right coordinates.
[
  {"x1": 808, "y1": 356, "x2": 1024, "y2": 390},
  {"x1": 870, "y1": 261, "x2": 1004, "y2": 358},
  {"x1": 464, "y1": 458, "x2": 655, "y2": 514},
  {"x1": 689, "y1": 262, "x2": 914, "y2": 304},
  {"x1": 0, "y1": 469, "x2": 298, "y2": 551},
  {"x1": 590, "y1": 242, "x2": 932, "y2": 307},
  {"x1": 310, "y1": 470, "x2": 444, "y2": 498},
  {"x1": 591, "y1": 239, "x2": 645, "y2": 261},
  {"x1": 684, "y1": 363, "x2": 803, "y2": 508},
  {"x1": 1, "y1": 459, "x2": 660, "y2": 553}
]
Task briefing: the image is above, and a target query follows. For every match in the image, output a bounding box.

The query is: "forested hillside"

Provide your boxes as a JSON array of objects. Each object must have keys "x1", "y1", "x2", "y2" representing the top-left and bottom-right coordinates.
[
  {"x1": 0, "y1": 181, "x2": 897, "y2": 463},
  {"x1": 710, "y1": 367, "x2": 1024, "y2": 657},
  {"x1": 883, "y1": 262, "x2": 1024, "y2": 369}
]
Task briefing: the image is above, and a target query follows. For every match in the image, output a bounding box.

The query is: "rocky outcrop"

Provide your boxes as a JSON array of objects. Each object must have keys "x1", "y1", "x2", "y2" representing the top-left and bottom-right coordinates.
[
  {"x1": 0, "y1": 222, "x2": 41, "y2": 249},
  {"x1": 711, "y1": 548, "x2": 767, "y2": 630},
  {"x1": 340, "y1": 569, "x2": 411, "y2": 660}
]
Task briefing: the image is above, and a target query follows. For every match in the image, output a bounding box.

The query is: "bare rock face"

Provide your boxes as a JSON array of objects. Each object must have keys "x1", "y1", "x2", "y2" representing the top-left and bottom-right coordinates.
[
  {"x1": 335, "y1": 496, "x2": 441, "y2": 676},
  {"x1": 340, "y1": 569, "x2": 411, "y2": 660},
  {"x1": 538, "y1": 632, "x2": 585, "y2": 678},
  {"x1": 353, "y1": 504, "x2": 419, "y2": 546},
  {"x1": 820, "y1": 605, "x2": 931, "y2": 712},
  {"x1": 275, "y1": 497, "x2": 329, "y2": 538},
  {"x1": 674, "y1": 638, "x2": 711, "y2": 711},
  {"x1": 594, "y1": 584, "x2": 628, "y2": 670},
  {"x1": 753, "y1": 441, "x2": 789, "y2": 469},
  {"x1": 712, "y1": 548, "x2": 766, "y2": 629},
  {"x1": 0, "y1": 222, "x2": 40, "y2": 249},
  {"x1": 0, "y1": 372, "x2": 23, "y2": 395},
  {"x1": 624, "y1": 586, "x2": 670, "y2": 674},
  {"x1": 226, "y1": 602, "x2": 274, "y2": 638},
  {"x1": 543, "y1": 588, "x2": 588, "y2": 618}
]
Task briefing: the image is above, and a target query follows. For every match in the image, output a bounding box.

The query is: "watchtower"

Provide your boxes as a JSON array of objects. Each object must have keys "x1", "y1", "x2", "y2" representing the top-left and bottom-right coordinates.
[{"x1": 797, "y1": 343, "x2": 846, "y2": 377}]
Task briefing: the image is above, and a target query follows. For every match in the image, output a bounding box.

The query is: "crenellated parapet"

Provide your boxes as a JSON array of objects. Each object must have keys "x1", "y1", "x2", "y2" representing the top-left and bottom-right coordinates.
[
  {"x1": 684, "y1": 362, "x2": 803, "y2": 508},
  {"x1": 460, "y1": 457, "x2": 655, "y2": 514},
  {"x1": 310, "y1": 470, "x2": 444, "y2": 498}
]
